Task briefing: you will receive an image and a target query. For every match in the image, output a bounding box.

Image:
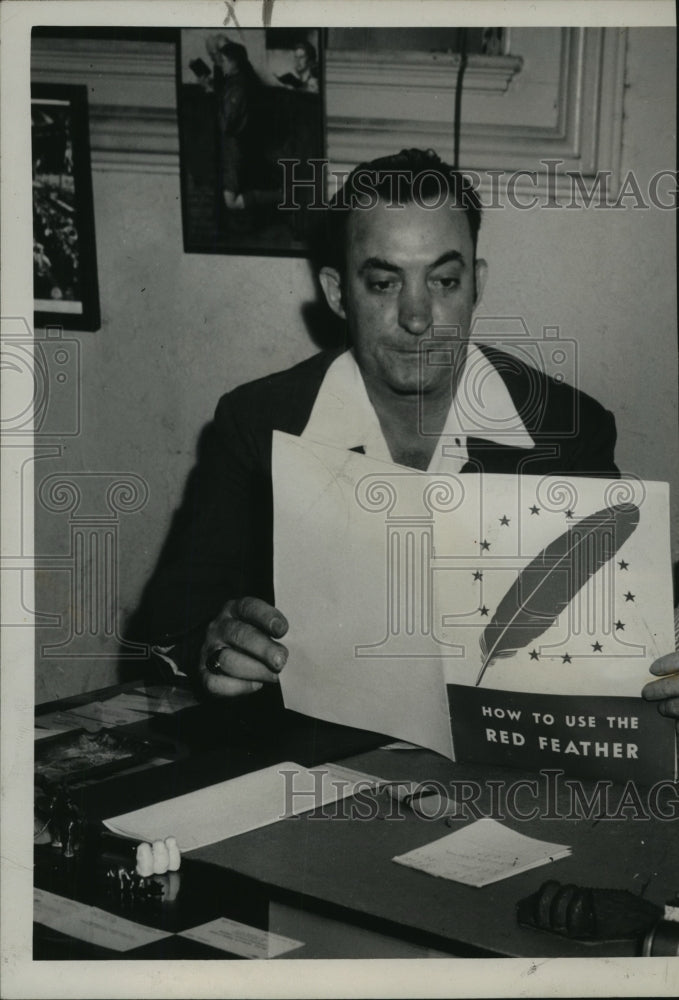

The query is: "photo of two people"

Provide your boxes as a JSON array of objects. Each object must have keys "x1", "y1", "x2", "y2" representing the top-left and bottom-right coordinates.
[{"x1": 180, "y1": 28, "x2": 323, "y2": 255}]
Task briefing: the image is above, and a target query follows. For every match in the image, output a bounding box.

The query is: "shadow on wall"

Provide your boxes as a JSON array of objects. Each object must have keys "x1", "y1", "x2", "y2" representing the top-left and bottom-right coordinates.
[
  {"x1": 121, "y1": 282, "x2": 348, "y2": 687},
  {"x1": 301, "y1": 298, "x2": 347, "y2": 353}
]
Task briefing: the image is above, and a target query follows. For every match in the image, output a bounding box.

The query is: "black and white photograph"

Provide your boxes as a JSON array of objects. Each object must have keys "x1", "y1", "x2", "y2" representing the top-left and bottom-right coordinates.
[
  {"x1": 179, "y1": 27, "x2": 324, "y2": 255},
  {"x1": 32, "y1": 83, "x2": 101, "y2": 330},
  {"x1": 1, "y1": 2, "x2": 678, "y2": 998}
]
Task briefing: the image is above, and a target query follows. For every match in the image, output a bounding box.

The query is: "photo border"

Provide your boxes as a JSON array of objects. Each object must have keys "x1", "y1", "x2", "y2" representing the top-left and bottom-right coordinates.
[{"x1": 2, "y1": 3, "x2": 677, "y2": 999}]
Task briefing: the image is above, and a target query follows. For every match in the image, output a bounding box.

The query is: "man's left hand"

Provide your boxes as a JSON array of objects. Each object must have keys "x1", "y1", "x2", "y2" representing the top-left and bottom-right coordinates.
[{"x1": 642, "y1": 652, "x2": 679, "y2": 731}]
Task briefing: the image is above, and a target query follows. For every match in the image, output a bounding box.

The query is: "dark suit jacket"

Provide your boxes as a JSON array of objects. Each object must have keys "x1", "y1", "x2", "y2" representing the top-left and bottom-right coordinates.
[{"x1": 129, "y1": 345, "x2": 618, "y2": 662}]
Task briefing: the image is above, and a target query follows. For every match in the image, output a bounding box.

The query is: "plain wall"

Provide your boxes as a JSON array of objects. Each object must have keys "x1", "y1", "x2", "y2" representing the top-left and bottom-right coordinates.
[
  {"x1": 477, "y1": 28, "x2": 677, "y2": 492},
  {"x1": 34, "y1": 27, "x2": 677, "y2": 702}
]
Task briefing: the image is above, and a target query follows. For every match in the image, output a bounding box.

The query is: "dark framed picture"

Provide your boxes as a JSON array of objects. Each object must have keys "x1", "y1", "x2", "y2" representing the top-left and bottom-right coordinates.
[
  {"x1": 32, "y1": 83, "x2": 101, "y2": 331},
  {"x1": 178, "y1": 27, "x2": 325, "y2": 256}
]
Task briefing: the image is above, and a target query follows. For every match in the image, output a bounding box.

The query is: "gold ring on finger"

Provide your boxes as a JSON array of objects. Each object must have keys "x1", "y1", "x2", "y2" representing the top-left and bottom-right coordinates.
[{"x1": 205, "y1": 646, "x2": 229, "y2": 674}]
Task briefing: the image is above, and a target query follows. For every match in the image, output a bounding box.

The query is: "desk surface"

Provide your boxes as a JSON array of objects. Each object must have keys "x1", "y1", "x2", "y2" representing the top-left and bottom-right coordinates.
[
  {"x1": 194, "y1": 747, "x2": 676, "y2": 958},
  {"x1": 34, "y1": 683, "x2": 676, "y2": 960}
]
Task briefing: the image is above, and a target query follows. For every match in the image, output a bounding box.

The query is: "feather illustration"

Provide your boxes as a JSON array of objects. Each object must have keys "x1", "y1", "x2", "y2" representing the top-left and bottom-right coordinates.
[{"x1": 475, "y1": 503, "x2": 640, "y2": 686}]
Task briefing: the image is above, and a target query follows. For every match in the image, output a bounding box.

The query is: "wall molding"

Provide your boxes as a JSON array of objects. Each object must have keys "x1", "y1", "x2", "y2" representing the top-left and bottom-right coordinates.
[
  {"x1": 327, "y1": 50, "x2": 524, "y2": 95},
  {"x1": 32, "y1": 30, "x2": 627, "y2": 192},
  {"x1": 32, "y1": 38, "x2": 179, "y2": 175},
  {"x1": 31, "y1": 38, "x2": 177, "y2": 94},
  {"x1": 89, "y1": 106, "x2": 179, "y2": 174},
  {"x1": 326, "y1": 29, "x2": 627, "y2": 196}
]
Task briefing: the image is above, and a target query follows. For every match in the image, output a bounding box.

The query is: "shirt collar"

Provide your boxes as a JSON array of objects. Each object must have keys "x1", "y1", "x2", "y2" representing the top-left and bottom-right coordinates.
[
  {"x1": 442, "y1": 342, "x2": 535, "y2": 450},
  {"x1": 301, "y1": 344, "x2": 534, "y2": 466}
]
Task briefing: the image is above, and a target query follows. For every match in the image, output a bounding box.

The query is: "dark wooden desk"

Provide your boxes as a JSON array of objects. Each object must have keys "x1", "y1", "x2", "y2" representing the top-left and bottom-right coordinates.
[
  {"x1": 194, "y1": 746, "x2": 678, "y2": 958},
  {"x1": 34, "y1": 684, "x2": 676, "y2": 959}
]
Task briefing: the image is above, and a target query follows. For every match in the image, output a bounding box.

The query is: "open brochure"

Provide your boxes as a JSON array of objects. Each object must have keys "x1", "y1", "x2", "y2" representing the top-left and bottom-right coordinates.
[{"x1": 273, "y1": 431, "x2": 676, "y2": 783}]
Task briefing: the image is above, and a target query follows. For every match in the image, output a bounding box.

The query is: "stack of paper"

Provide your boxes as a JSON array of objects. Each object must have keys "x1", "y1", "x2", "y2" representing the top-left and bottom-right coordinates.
[{"x1": 393, "y1": 818, "x2": 571, "y2": 887}]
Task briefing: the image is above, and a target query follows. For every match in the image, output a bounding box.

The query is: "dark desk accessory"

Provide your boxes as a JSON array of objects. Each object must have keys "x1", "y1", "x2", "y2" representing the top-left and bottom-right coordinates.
[
  {"x1": 641, "y1": 894, "x2": 679, "y2": 956},
  {"x1": 642, "y1": 919, "x2": 679, "y2": 955},
  {"x1": 35, "y1": 728, "x2": 165, "y2": 786},
  {"x1": 517, "y1": 879, "x2": 662, "y2": 942},
  {"x1": 100, "y1": 835, "x2": 182, "y2": 905},
  {"x1": 103, "y1": 851, "x2": 182, "y2": 908},
  {"x1": 105, "y1": 865, "x2": 165, "y2": 903},
  {"x1": 33, "y1": 784, "x2": 85, "y2": 857}
]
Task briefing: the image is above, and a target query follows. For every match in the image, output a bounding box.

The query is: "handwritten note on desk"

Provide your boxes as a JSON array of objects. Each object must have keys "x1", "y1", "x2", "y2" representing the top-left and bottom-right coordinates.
[
  {"x1": 34, "y1": 888, "x2": 171, "y2": 951},
  {"x1": 180, "y1": 917, "x2": 303, "y2": 958},
  {"x1": 393, "y1": 818, "x2": 571, "y2": 887}
]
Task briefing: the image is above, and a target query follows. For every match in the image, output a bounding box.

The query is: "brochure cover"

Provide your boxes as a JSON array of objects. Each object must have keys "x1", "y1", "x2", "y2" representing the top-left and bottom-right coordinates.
[{"x1": 274, "y1": 432, "x2": 677, "y2": 783}]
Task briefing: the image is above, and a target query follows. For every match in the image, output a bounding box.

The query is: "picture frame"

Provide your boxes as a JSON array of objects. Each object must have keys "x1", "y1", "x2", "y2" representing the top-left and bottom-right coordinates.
[
  {"x1": 178, "y1": 27, "x2": 325, "y2": 257},
  {"x1": 32, "y1": 83, "x2": 101, "y2": 331}
]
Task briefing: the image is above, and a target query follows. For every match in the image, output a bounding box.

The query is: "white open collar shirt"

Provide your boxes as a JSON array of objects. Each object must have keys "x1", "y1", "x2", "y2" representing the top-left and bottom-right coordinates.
[{"x1": 301, "y1": 342, "x2": 535, "y2": 470}]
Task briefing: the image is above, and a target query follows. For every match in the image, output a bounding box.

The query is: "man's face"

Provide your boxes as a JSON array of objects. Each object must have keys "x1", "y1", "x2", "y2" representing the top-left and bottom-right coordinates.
[
  {"x1": 294, "y1": 48, "x2": 309, "y2": 72},
  {"x1": 324, "y1": 200, "x2": 487, "y2": 398}
]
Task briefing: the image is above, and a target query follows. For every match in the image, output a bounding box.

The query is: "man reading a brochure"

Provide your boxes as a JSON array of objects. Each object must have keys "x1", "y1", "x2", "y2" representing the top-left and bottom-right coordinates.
[{"x1": 132, "y1": 148, "x2": 679, "y2": 730}]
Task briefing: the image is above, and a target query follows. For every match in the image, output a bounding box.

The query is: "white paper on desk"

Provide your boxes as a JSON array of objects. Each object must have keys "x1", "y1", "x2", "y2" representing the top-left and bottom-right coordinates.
[
  {"x1": 104, "y1": 761, "x2": 372, "y2": 851},
  {"x1": 273, "y1": 432, "x2": 453, "y2": 759},
  {"x1": 393, "y1": 818, "x2": 571, "y2": 887},
  {"x1": 179, "y1": 917, "x2": 303, "y2": 958},
  {"x1": 34, "y1": 888, "x2": 171, "y2": 951}
]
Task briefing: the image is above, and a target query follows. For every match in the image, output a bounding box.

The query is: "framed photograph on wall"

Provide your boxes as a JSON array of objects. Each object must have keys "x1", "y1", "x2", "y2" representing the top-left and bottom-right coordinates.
[
  {"x1": 178, "y1": 27, "x2": 325, "y2": 256},
  {"x1": 32, "y1": 83, "x2": 101, "y2": 331}
]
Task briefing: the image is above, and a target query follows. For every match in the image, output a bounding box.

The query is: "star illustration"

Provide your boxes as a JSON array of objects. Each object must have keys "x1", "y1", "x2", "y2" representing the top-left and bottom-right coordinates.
[
  {"x1": 615, "y1": 620, "x2": 625, "y2": 631},
  {"x1": 529, "y1": 649, "x2": 540, "y2": 661},
  {"x1": 499, "y1": 515, "x2": 510, "y2": 526},
  {"x1": 472, "y1": 570, "x2": 483, "y2": 581},
  {"x1": 565, "y1": 509, "x2": 574, "y2": 519},
  {"x1": 480, "y1": 539, "x2": 491, "y2": 551},
  {"x1": 479, "y1": 605, "x2": 490, "y2": 617},
  {"x1": 530, "y1": 505, "x2": 540, "y2": 515},
  {"x1": 618, "y1": 559, "x2": 629, "y2": 570},
  {"x1": 624, "y1": 591, "x2": 635, "y2": 602},
  {"x1": 592, "y1": 641, "x2": 603, "y2": 652},
  {"x1": 561, "y1": 653, "x2": 572, "y2": 664}
]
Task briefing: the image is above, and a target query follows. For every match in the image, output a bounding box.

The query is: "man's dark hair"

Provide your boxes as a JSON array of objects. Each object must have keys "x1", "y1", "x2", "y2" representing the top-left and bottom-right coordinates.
[{"x1": 319, "y1": 148, "x2": 483, "y2": 273}]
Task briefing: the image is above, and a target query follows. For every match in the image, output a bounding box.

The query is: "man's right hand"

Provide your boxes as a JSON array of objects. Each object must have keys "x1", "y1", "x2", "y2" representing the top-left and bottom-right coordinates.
[{"x1": 198, "y1": 597, "x2": 289, "y2": 697}]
